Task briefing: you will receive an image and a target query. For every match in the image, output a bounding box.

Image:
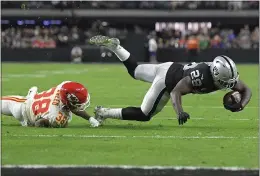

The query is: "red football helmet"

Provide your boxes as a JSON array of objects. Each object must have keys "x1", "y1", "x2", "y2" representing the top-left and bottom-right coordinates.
[{"x1": 59, "y1": 81, "x2": 90, "y2": 111}]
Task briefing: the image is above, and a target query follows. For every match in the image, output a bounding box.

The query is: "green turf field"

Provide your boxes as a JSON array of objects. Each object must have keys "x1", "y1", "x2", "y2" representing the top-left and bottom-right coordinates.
[{"x1": 1, "y1": 63, "x2": 258, "y2": 168}]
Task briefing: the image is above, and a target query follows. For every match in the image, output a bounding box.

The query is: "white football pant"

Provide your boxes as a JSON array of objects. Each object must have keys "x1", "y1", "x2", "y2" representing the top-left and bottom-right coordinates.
[
  {"x1": 134, "y1": 62, "x2": 173, "y2": 117},
  {"x1": 1, "y1": 96, "x2": 27, "y2": 126}
]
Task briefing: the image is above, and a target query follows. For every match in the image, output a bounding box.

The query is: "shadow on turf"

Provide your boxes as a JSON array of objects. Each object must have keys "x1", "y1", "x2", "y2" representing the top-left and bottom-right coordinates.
[
  {"x1": 2, "y1": 122, "x2": 255, "y2": 131},
  {"x1": 68, "y1": 124, "x2": 256, "y2": 131},
  {"x1": 69, "y1": 124, "x2": 168, "y2": 130}
]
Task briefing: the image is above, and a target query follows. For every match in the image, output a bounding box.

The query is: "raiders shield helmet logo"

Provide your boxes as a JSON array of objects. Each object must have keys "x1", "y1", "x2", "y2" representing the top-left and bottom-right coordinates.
[{"x1": 213, "y1": 66, "x2": 219, "y2": 76}]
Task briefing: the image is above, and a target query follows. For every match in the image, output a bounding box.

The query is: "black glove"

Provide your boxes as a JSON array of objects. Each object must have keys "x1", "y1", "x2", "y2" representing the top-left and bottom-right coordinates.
[
  {"x1": 224, "y1": 102, "x2": 243, "y2": 112},
  {"x1": 178, "y1": 112, "x2": 190, "y2": 125}
]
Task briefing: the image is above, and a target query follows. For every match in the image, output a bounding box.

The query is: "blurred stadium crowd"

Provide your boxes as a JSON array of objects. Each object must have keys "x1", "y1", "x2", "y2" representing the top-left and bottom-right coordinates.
[
  {"x1": 155, "y1": 24, "x2": 259, "y2": 49},
  {"x1": 2, "y1": 1, "x2": 259, "y2": 10},
  {"x1": 2, "y1": 22, "x2": 258, "y2": 50},
  {"x1": 1, "y1": 21, "x2": 128, "y2": 48},
  {"x1": 1, "y1": 1, "x2": 259, "y2": 50}
]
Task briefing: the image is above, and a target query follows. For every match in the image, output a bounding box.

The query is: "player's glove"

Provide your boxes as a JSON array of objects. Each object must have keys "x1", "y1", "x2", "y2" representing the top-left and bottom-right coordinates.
[
  {"x1": 224, "y1": 102, "x2": 243, "y2": 112},
  {"x1": 178, "y1": 112, "x2": 190, "y2": 125},
  {"x1": 89, "y1": 117, "x2": 100, "y2": 127}
]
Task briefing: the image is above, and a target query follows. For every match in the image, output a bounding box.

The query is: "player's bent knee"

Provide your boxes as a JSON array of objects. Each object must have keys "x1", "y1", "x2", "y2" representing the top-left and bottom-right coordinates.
[{"x1": 136, "y1": 109, "x2": 151, "y2": 121}]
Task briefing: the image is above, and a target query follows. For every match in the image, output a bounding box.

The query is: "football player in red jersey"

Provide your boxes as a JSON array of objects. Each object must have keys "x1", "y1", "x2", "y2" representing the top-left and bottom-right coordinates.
[{"x1": 1, "y1": 81, "x2": 100, "y2": 128}]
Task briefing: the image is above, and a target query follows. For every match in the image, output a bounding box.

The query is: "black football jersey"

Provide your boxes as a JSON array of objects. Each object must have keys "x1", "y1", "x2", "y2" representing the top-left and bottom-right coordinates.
[
  {"x1": 165, "y1": 63, "x2": 184, "y2": 93},
  {"x1": 183, "y1": 62, "x2": 218, "y2": 94}
]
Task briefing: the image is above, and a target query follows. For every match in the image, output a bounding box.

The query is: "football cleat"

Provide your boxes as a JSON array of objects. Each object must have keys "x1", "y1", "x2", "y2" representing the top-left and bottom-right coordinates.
[
  {"x1": 89, "y1": 35, "x2": 120, "y2": 51},
  {"x1": 26, "y1": 86, "x2": 38, "y2": 99},
  {"x1": 94, "y1": 106, "x2": 109, "y2": 124}
]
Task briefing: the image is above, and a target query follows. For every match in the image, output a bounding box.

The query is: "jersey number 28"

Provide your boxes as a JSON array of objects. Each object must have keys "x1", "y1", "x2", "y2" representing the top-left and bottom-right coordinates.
[{"x1": 191, "y1": 70, "x2": 202, "y2": 87}]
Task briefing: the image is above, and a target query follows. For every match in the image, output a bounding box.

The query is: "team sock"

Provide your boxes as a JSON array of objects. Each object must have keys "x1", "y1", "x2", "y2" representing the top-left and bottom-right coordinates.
[
  {"x1": 103, "y1": 108, "x2": 123, "y2": 119},
  {"x1": 112, "y1": 45, "x2": 130, "y2": 62}
]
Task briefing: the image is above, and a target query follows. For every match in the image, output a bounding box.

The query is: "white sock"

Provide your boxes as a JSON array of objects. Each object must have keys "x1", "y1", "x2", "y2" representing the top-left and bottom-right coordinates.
[
  {"x1": 104, "y1": 108, "x2": 122, "y2": 119},
  {"x1": 112, "y1": 45, "x2": 130, "y2": 62}
]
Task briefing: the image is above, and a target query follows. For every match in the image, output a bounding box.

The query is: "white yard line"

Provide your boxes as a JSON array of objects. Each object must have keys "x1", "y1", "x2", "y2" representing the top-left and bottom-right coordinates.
[
  {"x1": 155, "y1": 118, "x2": 257, "y2": 121},
  {"x1": 1, "y1": 164, "x2": 258, "y2": 171},
  {"x1": 2, "y1": 69, "x2": 89, "y2": 79},
  {"x1": 3, "y1": 134, "x2": 257, "y2": 139},
  {"x1": 109, "y1": 105, "x2": 258, "y2": 109}
]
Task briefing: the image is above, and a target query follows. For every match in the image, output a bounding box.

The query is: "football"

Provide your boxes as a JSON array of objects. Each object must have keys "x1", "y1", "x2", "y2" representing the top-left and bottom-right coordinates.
[{"x1": 223, "y1": 91, "x2": 242, "y2": 105}]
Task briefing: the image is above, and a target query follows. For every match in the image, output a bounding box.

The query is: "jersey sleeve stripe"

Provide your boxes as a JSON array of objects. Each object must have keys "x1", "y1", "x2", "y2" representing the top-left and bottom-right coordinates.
[{"x1": 1, "y1": 97, "x2": 27, "y2": 102}]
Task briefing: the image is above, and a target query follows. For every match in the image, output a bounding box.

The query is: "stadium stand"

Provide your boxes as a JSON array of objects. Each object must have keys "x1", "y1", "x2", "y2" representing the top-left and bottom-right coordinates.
[{"x1": 1, "y1": 1, "x2": 259, "y2": 10}]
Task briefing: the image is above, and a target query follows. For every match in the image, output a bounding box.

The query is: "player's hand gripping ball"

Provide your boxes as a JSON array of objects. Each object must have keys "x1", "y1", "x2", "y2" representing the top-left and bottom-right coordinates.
[{"x1": 223, "y1": 91, "x2": 242, "y2": 112}]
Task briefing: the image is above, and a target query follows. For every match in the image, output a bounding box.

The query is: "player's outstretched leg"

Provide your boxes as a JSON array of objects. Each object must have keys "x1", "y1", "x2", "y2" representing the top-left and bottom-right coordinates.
[
  {"x1": 89, "y1": 35, "x2": 159, "y2": 83},
  {"x1": 94, "y1": 74, "x2": 170, "y2": 124},
  {"x1": 94, "y1": 106, "x2": 150, "y2": 124},
  {"x1": 1, "y1": 96, "x2": 28, "y2": 126}
]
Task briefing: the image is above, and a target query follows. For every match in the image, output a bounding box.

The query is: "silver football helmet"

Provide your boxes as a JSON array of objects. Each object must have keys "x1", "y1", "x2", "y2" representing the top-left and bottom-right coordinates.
[{"x1": 210, "y1": 55, "x2": 239, "y2": 89}]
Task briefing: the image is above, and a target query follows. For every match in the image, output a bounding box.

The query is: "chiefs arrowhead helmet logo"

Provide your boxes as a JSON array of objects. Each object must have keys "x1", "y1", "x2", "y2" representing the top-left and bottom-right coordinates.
[{"x1": 66, "y1": 93, "x2": 79, "y2": 104}]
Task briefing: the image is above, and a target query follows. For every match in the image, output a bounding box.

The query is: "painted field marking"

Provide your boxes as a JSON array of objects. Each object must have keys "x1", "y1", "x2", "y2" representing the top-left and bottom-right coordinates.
[
  {"x1": 156, "y1": 118, "x2": 258, "y2": 121},
  {"x1": 3, "y1": 134, "x2": 257, "y2": 139},
  {"x1": 1, "y1": 164, "x2": 258, "y2": 171},
  {"x1": 2, "y1": 69, "x2": 89, "y2": 79},
  {"x1": 109, "y1": 105, "x2": 258, "y2": 109}
]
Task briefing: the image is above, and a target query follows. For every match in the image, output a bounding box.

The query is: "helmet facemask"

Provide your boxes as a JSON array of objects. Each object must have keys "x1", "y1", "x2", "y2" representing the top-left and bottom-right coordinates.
[
  {"x1": 214, "y1": 75, "x2": 239, "y2": 90},
  {"x1": 66, "y1": 93, "x2": 91, "y2": 111}
]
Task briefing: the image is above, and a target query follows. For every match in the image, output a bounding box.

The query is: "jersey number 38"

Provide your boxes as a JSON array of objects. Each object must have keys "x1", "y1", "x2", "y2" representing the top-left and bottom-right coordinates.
[{"x1": 32, "y1": 87, "x2": 56, "y2": 116}]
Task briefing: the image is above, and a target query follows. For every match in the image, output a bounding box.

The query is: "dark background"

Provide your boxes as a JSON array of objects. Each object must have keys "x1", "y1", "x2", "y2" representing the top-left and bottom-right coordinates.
[
  {"x1": 1, "y1": 47, "x2": 258, "y2": 63},
  {"x1": 1, "y1": 1, "x2": 259, "y2": 63}
]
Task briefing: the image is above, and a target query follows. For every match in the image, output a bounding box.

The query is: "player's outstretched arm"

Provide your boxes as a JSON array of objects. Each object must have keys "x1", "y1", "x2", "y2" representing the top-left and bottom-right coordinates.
[
  {"x1": 35, "y1": 118, "x2": 50, "y2": 128},
  {"x1": 170, "y1": 76, "x2": 193, "y2": 125},
  {"x1": 232, "y1": 79, "x2": 252, "y2": 110},
  {"x1": 71, "y1": 110, "x2": 100, "y2": 127}
]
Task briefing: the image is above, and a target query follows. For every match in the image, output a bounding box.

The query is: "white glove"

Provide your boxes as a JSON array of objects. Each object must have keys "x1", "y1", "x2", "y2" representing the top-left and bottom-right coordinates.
[
  {"x1": 20, "y1": 120, "x2": 28, "y2": 127},
  {"x1": 89, "y1": 117, "x2": 100, "y2": 127}
]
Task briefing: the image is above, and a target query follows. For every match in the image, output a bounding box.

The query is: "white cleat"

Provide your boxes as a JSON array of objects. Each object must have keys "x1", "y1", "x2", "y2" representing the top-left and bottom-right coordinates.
[
  {"x1": 89, "y1": 35, "x2": 120, "y2": 51},
  {"x1": 26, "y1": 86, "x2": 38, "y2": 99},
  {"x1": 94, "y1": 106, "x2": 110, "y2": 124}
]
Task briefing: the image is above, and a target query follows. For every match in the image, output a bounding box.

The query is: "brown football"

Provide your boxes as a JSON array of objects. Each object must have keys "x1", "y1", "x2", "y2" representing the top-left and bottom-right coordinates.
[{"x1": 223, "y1": 91, "x2": 242, "y2": 105}]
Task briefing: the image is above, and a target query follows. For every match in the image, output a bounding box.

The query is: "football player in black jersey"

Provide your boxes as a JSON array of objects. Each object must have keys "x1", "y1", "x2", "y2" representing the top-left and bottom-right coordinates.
[{"x1": 89, "y1": 35, "x2": 252, "y2": 125}]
